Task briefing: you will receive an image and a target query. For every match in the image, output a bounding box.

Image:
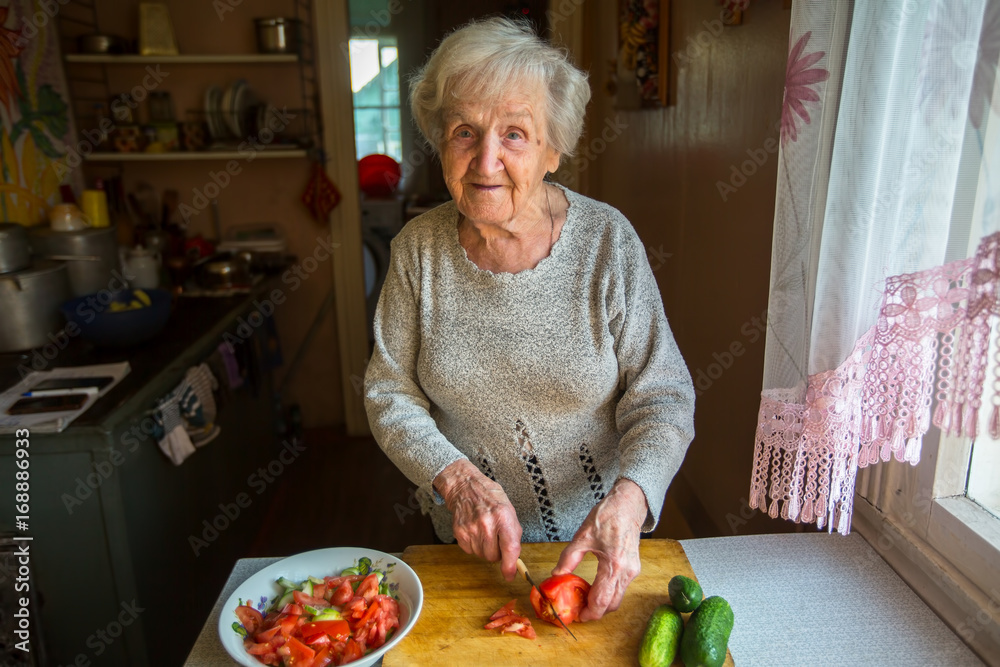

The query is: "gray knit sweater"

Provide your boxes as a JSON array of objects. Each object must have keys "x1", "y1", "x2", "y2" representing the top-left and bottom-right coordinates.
[{"x1": 364, "y1": 185, "x2": 695, "y2": 543}]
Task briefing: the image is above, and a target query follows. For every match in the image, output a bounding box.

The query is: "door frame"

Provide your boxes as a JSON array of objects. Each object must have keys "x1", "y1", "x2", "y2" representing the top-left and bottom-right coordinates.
[{"x1": 315, "y1": 0, "x2": 371, "y2": 435}]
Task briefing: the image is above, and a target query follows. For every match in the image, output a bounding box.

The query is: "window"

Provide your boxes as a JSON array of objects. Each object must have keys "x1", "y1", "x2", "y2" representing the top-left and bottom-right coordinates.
[
  {"x1": 349, "y1": 38, "x2": 402, "y2": 161},
  {"x1": 854, "y1": 42, "x2": 1000, "y2": 661}
]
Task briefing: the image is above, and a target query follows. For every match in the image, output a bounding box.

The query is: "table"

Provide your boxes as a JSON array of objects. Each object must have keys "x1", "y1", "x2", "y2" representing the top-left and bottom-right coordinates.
[{"x1": 185, "y1": 533, "x2": 985, "y2": 666}]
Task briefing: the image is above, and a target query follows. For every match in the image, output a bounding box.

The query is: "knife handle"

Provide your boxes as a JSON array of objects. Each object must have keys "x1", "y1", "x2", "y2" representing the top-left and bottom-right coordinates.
[{"x1": 515, "y1": 558, "x2": 530, "y2": 583}]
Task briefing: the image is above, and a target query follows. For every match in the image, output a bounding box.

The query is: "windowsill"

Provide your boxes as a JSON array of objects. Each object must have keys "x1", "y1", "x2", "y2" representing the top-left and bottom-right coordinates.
[
  {"x1": 853, "y1": 495, "x2": 1000, "y2": 664},
  {"x1": 929, "y1": 496, "x2": 1000, "y2": 598}
]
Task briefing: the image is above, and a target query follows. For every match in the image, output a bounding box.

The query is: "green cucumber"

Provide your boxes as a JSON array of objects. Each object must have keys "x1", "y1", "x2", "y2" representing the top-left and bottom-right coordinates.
[
  {"x1": 638, "y1": 604, "x2": 683, "y2": 667},
  {"x1": 668, "y1": 575, "x2": 704, "y2": 613},
  {"x1": 680, "y1": 596, "x2": 734, "y2": 667},
  {"x1": 276, "y1": 577, "x2": 298, "y2": 590},
  {"x1": 313, "y1": 608, "x2": 343, "y2": 622},
  {"x1": 273, "y1": 589, "x2": 295, "y2": 610},
  {"x1": 301, "y1": 580, "x2": 313, "y2": 597}
]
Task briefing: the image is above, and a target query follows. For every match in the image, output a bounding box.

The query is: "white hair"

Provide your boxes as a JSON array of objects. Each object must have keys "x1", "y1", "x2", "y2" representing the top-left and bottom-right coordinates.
[{"x1": 409, "y1": 16, "x2": 591, "y2": 160}]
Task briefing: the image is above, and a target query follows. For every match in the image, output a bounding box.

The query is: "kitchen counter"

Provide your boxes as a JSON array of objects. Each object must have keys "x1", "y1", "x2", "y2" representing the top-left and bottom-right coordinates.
[
  {"x1": 0, "y1": 277, "x2": 287, "y2": 666},
  {"x1": 184, "y1": 532, "x2": 985, "y2": 666}
]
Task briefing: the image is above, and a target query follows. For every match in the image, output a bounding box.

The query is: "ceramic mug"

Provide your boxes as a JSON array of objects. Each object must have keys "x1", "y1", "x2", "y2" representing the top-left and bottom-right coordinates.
[{"x1": 49, "y1": 203, "x2": 90, "y2": 232}]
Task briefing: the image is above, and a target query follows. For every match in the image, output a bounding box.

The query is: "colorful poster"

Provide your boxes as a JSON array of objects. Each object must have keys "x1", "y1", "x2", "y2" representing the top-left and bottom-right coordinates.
[{"x1": 0, "y1": 1, "x2": 79, "y2": 225}]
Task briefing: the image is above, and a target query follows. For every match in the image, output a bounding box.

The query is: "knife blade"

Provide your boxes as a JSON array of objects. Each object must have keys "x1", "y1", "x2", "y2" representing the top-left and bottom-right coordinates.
[{"x1": 515, "y1": 558, "x2": 578, "y2": 641}]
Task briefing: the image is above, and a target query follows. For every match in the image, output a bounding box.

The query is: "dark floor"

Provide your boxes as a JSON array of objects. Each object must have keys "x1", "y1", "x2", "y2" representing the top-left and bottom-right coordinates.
[{"x1": 248, "y1": 427, "x2": 437, "y2": 557}]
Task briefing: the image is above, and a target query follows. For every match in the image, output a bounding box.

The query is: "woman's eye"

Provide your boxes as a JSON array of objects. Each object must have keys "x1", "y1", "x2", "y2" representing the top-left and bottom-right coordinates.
[
  {"x1": 506, "y1": 131, "x2": 522, "y2": 140},
  {"x1": 456, "y1": 129, "x2": 473, "y2": 138}
]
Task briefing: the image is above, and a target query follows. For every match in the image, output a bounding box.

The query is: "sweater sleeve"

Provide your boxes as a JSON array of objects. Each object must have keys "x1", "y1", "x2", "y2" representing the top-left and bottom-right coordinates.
[
  {"x1": 363, "y1": 232, "x2": 467, "y2": 504},
  {"x1": 609, "y1": 221, "x2": 696, "y2": 532}
]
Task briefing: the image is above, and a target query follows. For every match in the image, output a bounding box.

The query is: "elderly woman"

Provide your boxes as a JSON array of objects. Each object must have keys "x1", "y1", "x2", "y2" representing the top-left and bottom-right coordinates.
[{"x1": 364, "y1": 17, "x2": 695, "y2": 621}]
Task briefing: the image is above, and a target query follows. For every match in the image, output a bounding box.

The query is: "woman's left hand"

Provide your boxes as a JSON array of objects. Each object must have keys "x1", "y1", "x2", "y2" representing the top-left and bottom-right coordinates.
[{"x1": 552, "y1": 478, "x2": 647, "y2": 622}]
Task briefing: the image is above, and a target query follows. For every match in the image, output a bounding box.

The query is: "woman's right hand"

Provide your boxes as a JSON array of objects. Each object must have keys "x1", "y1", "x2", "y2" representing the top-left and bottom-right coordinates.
[{"x1": 434, "y1": 459, "x2": 522, "y2": 581}]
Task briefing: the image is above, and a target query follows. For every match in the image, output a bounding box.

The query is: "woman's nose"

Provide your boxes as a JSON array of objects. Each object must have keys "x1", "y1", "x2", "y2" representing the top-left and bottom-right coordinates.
[{"x1": 473, "y1": 136, "x2": 502, "y2": 176}]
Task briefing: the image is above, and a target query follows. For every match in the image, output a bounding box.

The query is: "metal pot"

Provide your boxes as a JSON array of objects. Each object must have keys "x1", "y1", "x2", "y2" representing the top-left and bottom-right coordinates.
[
  {"x1": 0, "y1": 222, "x2": 30, "y2": 274},
  {"x1": 195, "y1": 252, "x2": 252, "y2": 290},
  {"x1": 28, "y1": 225, "x2": 121, "y2": 297},
  {"x1": 0, "y1": 260, "x2": 71, "y2": 352},
  {"x1": 78, "y1": 33, "x2": 126, "y2": 54},
  {"x1": 254, "y1": 18, "x2": 301, "y2": 54}
]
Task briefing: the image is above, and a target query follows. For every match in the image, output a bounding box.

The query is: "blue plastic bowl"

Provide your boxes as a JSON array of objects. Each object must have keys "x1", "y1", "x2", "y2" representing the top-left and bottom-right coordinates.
[{"x1": 61, "y1": 288, "x2": 173, "y2": 347}]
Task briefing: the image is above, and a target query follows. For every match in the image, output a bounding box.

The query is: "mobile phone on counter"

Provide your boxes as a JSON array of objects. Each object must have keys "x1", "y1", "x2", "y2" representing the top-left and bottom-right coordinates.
[
  {"x1": 27, "y1": 376, "x2": 114, "y2": 393},
  {"x1": 6, "y1": 393, "x2": 91, "y2": 415}
]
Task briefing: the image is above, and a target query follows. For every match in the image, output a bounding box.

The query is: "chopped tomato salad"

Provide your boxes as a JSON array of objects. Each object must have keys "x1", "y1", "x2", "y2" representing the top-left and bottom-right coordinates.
[
  {"x1": 233, "y1": 558, "x2": 401, "y2": 666},
  {"x1": 484, "y1": 599, "x2": 536, "y2": 639},
  {"x1": 529, "y1": 573, "x2": 591, "y2": 626}
]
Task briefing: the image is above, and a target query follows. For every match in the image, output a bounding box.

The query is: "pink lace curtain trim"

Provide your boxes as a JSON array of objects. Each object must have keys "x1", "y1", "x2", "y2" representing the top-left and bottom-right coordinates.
[{"x1": 750, "y1": 232, "x2": 1000, "y2": 533}]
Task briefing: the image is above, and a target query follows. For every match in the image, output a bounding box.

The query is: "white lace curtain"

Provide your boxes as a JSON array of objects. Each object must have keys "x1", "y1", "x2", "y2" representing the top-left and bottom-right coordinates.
[{"x1": 751, "y1": 0, "x2": 1000, "y2": 532}]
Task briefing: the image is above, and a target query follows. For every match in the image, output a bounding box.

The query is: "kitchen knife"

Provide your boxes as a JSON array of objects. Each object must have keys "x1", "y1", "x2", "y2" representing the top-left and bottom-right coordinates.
[{"x1": 515, "y1": 558, "x2": 578, "y2": 640}]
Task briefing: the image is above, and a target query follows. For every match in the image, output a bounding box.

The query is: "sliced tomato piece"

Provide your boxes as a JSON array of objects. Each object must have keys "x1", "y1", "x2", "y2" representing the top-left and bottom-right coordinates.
[
  {"x1": 293, "y1": 590, "x2": 327, "y2": 608},
  {"x1": 324, "y1": 574, "x2": 365, "y2": 587},
  {"x1": 339, "y1": 638, "x2": 364, "y2": 665},
  {"x1": 302, "y1": 632, "x2": 331, "y2": 646},
  {"x1": 484, "y1": 614, "x2": 522, "y2": 630},
  {"x1": 244, "y1": 637, "x2": 275, "y2": 655},
  {"x1": 343, "y1": 596, "x2": 367, "y2": 620},
  {"x1": 300, "y1": 619, "x2": 351, "y2": 641},
  {"x1": 312, "y1": 646, "x2": 335, "y2": 667},
  {"x1": 278, "y1": 613, "x2": 299, "y2": 637},
  {"x1": 331, "y1": 580, "x2": 354, "y2": 606},
  {"x1": 312, "y1": 583, "x2": 328, "y2": 600},
  {"x1": 279, "y1": 637, "x2": 316, "y2": 665},
  {"x1": 355, "y1": 574, "x2": 379, "y2": 603},
  {"x1": 530, "y1": 573, "x2": 591, "y2": 626},
  {"x1": 489, "y1": 599, "x2": 517, "y2": 621},
  {"x1": 280, "y1": 603, "x2": 305, "y2": 616},
  {"x1": 503, "y1": 620, "x2": 536, "y2": 639},
  {"x1": 255, "y1": 625, "x2": 281, "y2": 643},
  {"x1": 236, "y1": 603, "x2": 264, "y2": 634}
]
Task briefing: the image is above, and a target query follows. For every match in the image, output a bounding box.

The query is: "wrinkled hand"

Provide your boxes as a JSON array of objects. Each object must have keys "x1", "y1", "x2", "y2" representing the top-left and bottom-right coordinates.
[
  {"x1": 553, "y1": 478, "x2": 647, "y2": 621},
  {"x1": 434, "y1": 459, "x2": 522, "y2": 581}
]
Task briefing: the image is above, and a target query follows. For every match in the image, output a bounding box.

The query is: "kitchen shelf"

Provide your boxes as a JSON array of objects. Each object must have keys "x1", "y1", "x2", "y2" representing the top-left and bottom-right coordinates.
[
  {"x1": 65, "y1": 53, "x2": 299, "y2": 64},
  {"x1": 83, "y1": 149, "x2": 309, "y2": 161}
]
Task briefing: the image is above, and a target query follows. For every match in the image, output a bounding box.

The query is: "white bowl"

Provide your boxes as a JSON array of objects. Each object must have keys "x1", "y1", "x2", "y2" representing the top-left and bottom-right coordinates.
[{"x1": 218, "y1": 547, "x2": 423, "y2": 667}]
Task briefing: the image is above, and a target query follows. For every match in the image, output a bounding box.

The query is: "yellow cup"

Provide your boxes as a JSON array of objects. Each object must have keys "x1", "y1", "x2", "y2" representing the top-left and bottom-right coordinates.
[{"x1": 81, "y1": 189, "x2": 110, "y2": 228}]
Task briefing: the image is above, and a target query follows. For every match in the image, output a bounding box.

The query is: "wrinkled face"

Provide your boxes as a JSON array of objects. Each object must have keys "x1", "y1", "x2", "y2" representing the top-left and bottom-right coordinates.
[{"x1": 440, "y1": 84, "x2": 561, "y2": 228}]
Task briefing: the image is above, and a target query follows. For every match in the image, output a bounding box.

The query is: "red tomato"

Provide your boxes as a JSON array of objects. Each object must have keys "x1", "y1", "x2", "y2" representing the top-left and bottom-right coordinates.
[
  {"x1": 278, "y1": 637, "x2": 315, "y2": 665},
  {"x1": 312, "y1": 646, "x2": 334, "y2": 667},
  {"x1": 529, "y1": 573, "x2": 591, "y2": 625},
  {"x1": 280, "y1": 603, "x2": 305, "y2": 616},
  {"x1": 293, "y1": 590, "x2": 329, "y2": 608},
  {"x1": 341, "y1": 639, "x2": 364, "y2": 665},
  {"x1": 355, "y1": 574, "x2": 379, "y2": 603},
  {"x1": 312, "y1": 583, "x2": 328, "y2": 600},
  {"x1": 236, "y1": 604, "x2": 264, "y2": 634},
  {"x1": 489, "y1": 600, "x2": 517, "y2": 621},
  {"x1": 255, "y1": 626, "x2": 280, "y2": 643},
  {"x1": 331, "y1": 580, "x2": 354, "y2": 606},
  {"x1": 244, "y1": 638, "x2": 274, "y2": 655},
  {"x1": 300, "y1": 620, "x2": 351, "y2": 641}
]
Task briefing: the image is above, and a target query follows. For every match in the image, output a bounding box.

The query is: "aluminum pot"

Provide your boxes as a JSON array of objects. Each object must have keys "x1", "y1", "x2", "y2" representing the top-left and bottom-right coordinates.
[
  {"x1": 0, "y1": 260, "x2": 71, "y2": 352},
  {"x1": 254, "y1": 18, "x2": 301, "y2": 54},
  {"x1": 28, "y1": 225, "x2": 121, "y2": 297},
  {"x1": 0, "y1": 222, "x2": 30, "y2": 273}
]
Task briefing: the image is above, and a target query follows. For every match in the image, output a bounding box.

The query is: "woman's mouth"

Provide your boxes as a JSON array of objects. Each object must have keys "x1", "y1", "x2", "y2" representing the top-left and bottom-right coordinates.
[{"x1": 471, "y1": 184, "x2": 502, "y2": 191}]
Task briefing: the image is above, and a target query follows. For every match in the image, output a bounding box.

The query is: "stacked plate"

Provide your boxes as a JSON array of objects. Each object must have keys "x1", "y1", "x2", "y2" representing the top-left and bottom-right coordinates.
[{"x1": 204, "y1": 80, "x2": 260, "y2": 142}]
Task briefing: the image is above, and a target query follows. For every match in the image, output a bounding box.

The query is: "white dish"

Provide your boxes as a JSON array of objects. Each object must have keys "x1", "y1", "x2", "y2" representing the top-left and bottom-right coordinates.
[
  {"x1": 218, "y1": 547, "x2": 423, "y2": 667},
  {"x1": 204, "y1": 85, "x2": 224, "y2": 141},
  {"x1": 225, "y1": 79, "x2": 249, "y2": 138}
]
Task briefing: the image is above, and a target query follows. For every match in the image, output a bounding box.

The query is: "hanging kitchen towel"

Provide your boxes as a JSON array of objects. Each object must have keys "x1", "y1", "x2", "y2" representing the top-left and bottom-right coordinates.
[
  {"x1": 180, "y1": 363, "x2": 220, "y2": 447},
  {"x1": 205, "y1": 349, "x2": 232, "y2": 410},
  {"x1": 217, "y1": 341, "x2": 244, "y2": 389},
  {"x1": 152, "y1": 392, "x2": 196, "y2": 466}
]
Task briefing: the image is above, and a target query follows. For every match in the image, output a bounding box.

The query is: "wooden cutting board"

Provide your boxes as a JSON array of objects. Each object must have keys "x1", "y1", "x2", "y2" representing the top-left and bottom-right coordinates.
[{"x1": 384, "y1": 539, "x2": 735, "y2": 666}]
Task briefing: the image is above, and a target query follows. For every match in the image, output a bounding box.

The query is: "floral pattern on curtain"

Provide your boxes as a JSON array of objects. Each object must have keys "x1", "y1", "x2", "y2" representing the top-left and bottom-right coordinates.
[{"x1": 750, "y1": 0, "x2": 1000, "y2": 533}]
